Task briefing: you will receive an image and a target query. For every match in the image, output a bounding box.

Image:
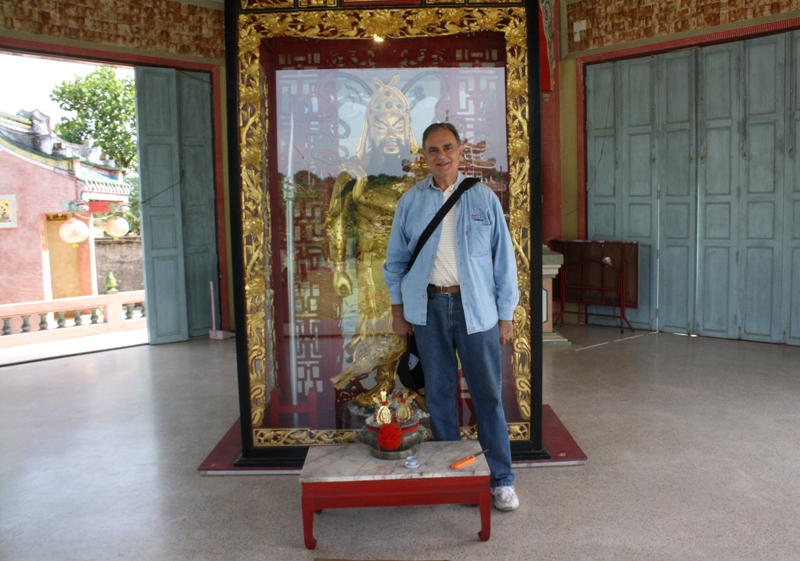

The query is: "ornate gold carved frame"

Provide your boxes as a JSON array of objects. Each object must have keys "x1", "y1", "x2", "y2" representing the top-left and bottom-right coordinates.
[{"x1": 237, "y1": 6, "x2": 532, "y2": 447}]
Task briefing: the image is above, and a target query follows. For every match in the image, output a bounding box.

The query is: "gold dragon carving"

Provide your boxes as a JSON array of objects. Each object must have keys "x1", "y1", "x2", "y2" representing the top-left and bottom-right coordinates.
[{"x1": 238, "y1": 6, "x2": 532, "y2": 446}]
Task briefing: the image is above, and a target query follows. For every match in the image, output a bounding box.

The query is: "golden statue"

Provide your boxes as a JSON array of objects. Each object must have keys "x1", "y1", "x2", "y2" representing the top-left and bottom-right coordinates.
[{"x1": 325, "y1": 76, "x2": 420, "y2": 409}]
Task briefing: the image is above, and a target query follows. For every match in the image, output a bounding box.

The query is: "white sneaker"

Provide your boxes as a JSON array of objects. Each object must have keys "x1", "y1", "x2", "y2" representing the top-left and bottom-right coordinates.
[{"x1": 492, "y1": 485, "x2": 519, "y2": 511}]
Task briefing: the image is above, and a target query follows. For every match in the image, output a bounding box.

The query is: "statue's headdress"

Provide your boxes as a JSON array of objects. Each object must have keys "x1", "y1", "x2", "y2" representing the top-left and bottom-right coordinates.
[{"x1": 356, "y1": 76, "x2": 419, "y2": 159}]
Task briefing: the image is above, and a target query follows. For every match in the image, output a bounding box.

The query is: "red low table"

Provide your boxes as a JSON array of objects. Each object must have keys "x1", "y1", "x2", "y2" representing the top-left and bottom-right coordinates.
[{"x1": 299, "y1": 440, "x2": 492, "y2": 549}]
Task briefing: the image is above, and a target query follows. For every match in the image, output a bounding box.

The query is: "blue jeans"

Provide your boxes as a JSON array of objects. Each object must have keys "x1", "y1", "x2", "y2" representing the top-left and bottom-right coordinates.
[{"x1": 414, "y1": 293, "x2": 515, "y2": 489}]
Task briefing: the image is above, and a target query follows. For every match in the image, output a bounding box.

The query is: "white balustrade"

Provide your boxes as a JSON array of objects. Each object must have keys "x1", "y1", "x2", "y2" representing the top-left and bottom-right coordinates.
[{"x1": 0, "y1": 291, "x2": 146, "y2": 348}]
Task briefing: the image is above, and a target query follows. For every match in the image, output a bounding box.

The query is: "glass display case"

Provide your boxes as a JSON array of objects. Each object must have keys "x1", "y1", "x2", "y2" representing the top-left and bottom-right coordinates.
[{"x1": 232, "y1": 4, "x2": 542, "y2": 465}]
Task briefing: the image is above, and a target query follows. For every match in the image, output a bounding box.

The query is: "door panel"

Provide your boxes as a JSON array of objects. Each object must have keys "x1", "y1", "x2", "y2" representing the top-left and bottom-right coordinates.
[
  {"x1": 620, "y1": 57, "x2": 657, "y2": 328},
  {"x1": 585, "y1": 33, "x2": 799, "y2": 346},
  {"x1": 151, "y1": 255, "x2": 185, "y2": 337},
  {"x1": 743, "y1": 246, "x2": 776, "y2": 338},
  {"x1": 587, "y1": 63, "x2": 619, "y2": 238},
  {"x1": 136, "y1": 67, "x2": 189, "y2": 344},
  {"x1": 700, "y1": 246, "x2": 732, "y2": 335},
  {"x1": 784, "y1": 31, "x2": 800, "y2": 345},
  {"x1": 705, "y1": 129, "x2": 734, "y2": 195},
  {"x1": 586, "y1": 62, "x2": 626, "y2": 327},
  {"x1": 628, "y1": 136, "x2": 653, "y2": 197},
  {"x1": 590, "y1": 203, "x2": 618, "y2": 239},
  {"x1": 658, "y1": 50, "x2": 696, "y2": 333},
  {"x1": 790, "y1": 248, "x2": 800, "y2": 341},
  {"x1": 697, "y1": 43, "x2": 740, "y2": 339},
  {"x1": 136, "y1": 67, "x2": 218, "y2": 343},
  {"x1": 178, "y1": 71, "x2": 218, "y2": 337},
  {"x1": 663, "y1": 245, "x2": 691, "y2": 329},
  {"x1": 739, "y1": 35, "x2": 785, "y2": 342}
]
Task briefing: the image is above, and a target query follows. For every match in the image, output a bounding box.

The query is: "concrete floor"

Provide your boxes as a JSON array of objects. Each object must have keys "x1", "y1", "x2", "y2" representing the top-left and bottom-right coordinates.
[
  {"x1": 0, "y1": 328, "x2": 148, "y2": 367},
  {"x1": 1, "y1": 325, "x2": 799, "y2": 560}
]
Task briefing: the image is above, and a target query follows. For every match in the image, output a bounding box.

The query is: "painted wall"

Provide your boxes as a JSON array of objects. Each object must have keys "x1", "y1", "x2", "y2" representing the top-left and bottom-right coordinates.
[
  {"x1": 0, "y1": 0, "x2": 224, "y2": 61},
  {"x1": 0, "y1": 149, "x2": 78, "y2": 304},
  {"x1": 564, "y1": 0, "x2": 800, "y2": 55}
]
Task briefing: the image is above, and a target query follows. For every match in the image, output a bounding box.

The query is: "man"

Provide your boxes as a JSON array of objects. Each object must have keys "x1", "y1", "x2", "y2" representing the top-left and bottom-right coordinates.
[{"x1": 382, "y1": 122, "x2": 520, "y2": 511}]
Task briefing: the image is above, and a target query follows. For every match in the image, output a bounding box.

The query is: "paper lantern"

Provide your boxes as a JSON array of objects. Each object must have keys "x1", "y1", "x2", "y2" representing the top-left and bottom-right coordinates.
[
  {"x1": 59, "y1": 217, "x2": 89, "y2": 244},
  {"x1": 104, "y1": 216, "x2": 130, "y2": 238}
]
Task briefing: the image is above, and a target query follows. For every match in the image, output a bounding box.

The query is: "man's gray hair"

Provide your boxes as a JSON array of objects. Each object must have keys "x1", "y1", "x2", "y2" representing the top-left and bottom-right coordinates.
[{"x1": 422, "y1": 122, "x2": 461, "y2": 147}]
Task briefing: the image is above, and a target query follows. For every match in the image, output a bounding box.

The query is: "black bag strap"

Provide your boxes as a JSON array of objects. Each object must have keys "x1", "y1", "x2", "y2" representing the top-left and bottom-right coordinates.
[{"x1": 404, "y1": 177, "x2": 480, "y2": 274}]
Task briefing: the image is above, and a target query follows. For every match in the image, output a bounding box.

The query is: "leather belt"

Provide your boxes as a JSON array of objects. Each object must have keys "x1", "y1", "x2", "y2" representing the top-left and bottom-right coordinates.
[{"x1": 429, "y1": 284, "x2": 460, "y2": 294}]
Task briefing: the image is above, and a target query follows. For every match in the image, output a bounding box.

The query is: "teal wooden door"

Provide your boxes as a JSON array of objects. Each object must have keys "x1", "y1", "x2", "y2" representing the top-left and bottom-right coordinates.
[
  {"x1": 698, "y1": 37, "x2": 787, "y2": 343},
  {"x1": 618, "y1": 57, "x2": 658, "y2": 328},
  {"x1": 619, "y1": 57, "x2": 658, "y2": 329},
  {"x1": 586, "y1": 60, "x2": 658, "y2": 330},
  {"x1": 739, "y1": 35, "x2": 785, "y2": 343},
  {"x1": 586, "y1": 62, "x2": 619, "y2": 240},
  {"x1": 657, "y1": 50, "x2": 697, "y2": 334},
  {"x1": 136, "y1": 67, "x2": 189, "y2": 344},
  {"x1": 587, "y1": 35, "x2": 798, "y2": 345},
  {"x1": 135, "y1": 68, "x2": 218, "y2": 343},
  {"x1": 178, "y1": 71, "x2": 219, "y2": 337},
  {"x1": 786, "y1": 31, "x2": 800, "y2": 345},
  {"x1": 696, "y1": 43, "x2": 741, "y2": 339},
  {"x1": 586, "y1": 62, "x2": 635, "y2": 329}
]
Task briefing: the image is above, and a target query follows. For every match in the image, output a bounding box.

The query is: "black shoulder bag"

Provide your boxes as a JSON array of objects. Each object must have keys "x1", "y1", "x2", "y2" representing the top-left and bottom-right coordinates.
[{"x1": 396, "y1": 177, "x2": 480, "y2": 393}]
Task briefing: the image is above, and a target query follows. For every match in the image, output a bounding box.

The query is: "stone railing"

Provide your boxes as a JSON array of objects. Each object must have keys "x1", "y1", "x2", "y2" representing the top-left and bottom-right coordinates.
[{"x1": 0, "y1": 291, "x2": 146, "y2": 348}]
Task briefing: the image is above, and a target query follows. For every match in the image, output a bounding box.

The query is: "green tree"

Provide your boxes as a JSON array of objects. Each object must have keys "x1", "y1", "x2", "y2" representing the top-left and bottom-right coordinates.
[
  {"x1": 51, "y1": 66, "x2": 141, "y2": 235},
  {"x1": 50, "y1": 66, "x2": 137, "y2": 170}
]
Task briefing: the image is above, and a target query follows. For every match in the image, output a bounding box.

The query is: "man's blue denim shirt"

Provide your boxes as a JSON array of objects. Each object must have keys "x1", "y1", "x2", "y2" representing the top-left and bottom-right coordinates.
[{"x1": 383, "y1": 172, "x2": 519, "y2": 335}]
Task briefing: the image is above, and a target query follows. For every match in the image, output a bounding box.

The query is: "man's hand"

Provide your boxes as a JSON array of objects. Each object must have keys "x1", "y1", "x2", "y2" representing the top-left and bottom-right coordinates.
[
  {"x1": 333, "y1": 271, "x2": 353, "y2": 297},
  {"x1": 392, "y1": 304, "x2": 413, "y2": 338},
  {"x1": 499, "y1": 320, "x2": 513, "y2": 345}
]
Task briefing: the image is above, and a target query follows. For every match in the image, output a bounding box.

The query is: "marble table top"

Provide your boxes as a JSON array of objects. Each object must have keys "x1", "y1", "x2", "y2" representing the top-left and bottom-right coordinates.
[{"x1": 300, "y1": 440, "x2": 490, "y2": 483}]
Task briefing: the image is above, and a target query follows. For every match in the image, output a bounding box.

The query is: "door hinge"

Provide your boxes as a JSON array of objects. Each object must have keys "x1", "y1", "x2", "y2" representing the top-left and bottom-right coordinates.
[{"x1": 736, "y1": 250, "x2": 739, "y2": 263}]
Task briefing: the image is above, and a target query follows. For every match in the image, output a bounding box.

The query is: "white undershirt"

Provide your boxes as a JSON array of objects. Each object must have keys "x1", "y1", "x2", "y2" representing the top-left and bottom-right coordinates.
[{"x1": 430, "y1": 181, "x2": 460, "y2": 286}]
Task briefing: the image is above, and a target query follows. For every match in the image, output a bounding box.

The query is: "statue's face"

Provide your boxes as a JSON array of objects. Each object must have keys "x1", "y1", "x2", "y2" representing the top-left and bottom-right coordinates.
[{"x1": 370, "y1": 113, "x2": 407, "y2": 155}]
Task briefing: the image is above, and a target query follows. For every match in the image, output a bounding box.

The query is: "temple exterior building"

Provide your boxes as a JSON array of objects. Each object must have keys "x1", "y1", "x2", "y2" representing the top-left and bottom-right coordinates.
[{"x1": 0, "y1": 109, "x2": 130, "y2": 306}]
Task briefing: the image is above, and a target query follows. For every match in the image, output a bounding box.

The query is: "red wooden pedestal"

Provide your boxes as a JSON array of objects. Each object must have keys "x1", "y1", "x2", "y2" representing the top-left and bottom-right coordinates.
[
  {"x1": 299, "y1": 441, "x2": 492, "y2": 549},
  {"x1": 301, "y1": 475, "x2": 491, "y2": 549}
]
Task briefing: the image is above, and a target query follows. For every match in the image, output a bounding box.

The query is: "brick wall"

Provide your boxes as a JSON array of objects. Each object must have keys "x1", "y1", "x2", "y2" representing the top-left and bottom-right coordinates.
[
  {"x1": 1, "y1": 0, "x2": 224, "y2": 61},
  {"x1": 566, "y1": 0, "x2": 800, "y2": 54},
  {"x1": 95, "y1": 237, "x2": 144, "y2": 294}
]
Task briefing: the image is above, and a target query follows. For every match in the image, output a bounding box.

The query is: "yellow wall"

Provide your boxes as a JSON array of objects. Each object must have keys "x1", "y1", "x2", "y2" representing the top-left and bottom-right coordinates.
[
  {"x1": 46, "y1": 218, "x2": 84, "y2": 299},
  {"x1": 558, "y1": 57, "x2": 579, "y2": 240}
]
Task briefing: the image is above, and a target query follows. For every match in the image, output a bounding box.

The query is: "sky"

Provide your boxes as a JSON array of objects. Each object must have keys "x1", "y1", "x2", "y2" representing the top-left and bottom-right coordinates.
[{"x1": 0, "y1": 51, "x2": 134, "y2": 127}]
